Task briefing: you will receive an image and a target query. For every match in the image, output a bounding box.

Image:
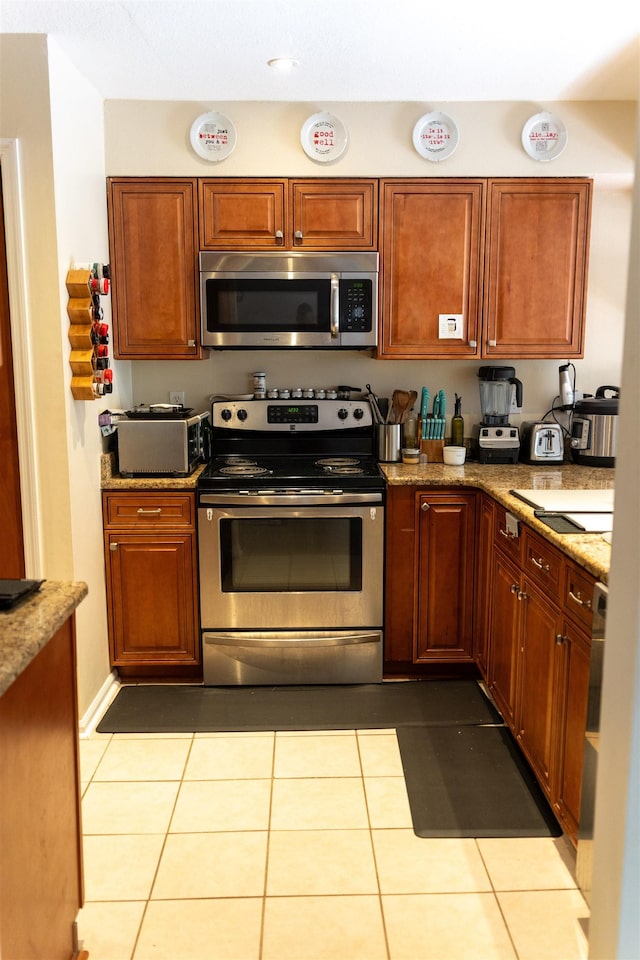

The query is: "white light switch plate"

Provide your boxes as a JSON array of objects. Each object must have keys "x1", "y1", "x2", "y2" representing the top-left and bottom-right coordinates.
[{"x1": 438, "y1": 314, "x2": 464, "y2": 339}]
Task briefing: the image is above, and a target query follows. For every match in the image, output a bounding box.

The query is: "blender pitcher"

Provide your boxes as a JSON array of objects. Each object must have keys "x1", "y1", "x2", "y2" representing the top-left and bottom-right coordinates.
[{"x1": 478, "y1": 366, "x2": 523, "y2": 424}]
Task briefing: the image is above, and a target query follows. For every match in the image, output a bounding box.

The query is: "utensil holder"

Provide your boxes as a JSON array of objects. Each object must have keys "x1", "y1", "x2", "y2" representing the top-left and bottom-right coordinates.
[{"x1": 376, "y1": 424, "x2": 401, "y2": 462}]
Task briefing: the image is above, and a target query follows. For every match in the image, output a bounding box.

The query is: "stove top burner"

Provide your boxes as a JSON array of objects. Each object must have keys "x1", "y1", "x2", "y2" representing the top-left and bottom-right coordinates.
[
  {"x1": 219, "y1": 464, "x2": 271, "y2": 477},
  {"x1": 316, "y1": 457, "x2": 360, "y2": 467}
]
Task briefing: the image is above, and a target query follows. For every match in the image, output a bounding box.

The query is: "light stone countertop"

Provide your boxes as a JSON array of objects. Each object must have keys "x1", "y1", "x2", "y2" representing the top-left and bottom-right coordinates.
[
  {"x1": 100, "y1": 452, "x2": 206, "y2": 489},
  {"x1": 0, "y1": 580, "x2": 88, "y2": 698},
  {"x1": 380, "y1": 460, "x2": 615, "y2": 583}
]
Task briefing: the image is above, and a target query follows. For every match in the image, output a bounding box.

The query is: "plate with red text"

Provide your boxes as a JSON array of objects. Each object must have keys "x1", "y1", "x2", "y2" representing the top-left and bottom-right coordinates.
[
  {"x1": 521, "y1": 112, "x2": 567, "y2": 162},
  {"x1": 412, "y1": 111, "x2": 459, "y2": 161},
  {"x1": 190, "y1": 111, "x2": 237, "y2": 162},
  {"x1": 300, "y1": 112, "x2": 349, "y2": 163}
]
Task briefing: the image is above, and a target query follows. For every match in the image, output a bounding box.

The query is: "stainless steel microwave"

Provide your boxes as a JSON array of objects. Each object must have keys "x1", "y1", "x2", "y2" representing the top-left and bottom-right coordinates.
[{"x1": 200, "y1": 251, "x2": 378, "y2": 349}]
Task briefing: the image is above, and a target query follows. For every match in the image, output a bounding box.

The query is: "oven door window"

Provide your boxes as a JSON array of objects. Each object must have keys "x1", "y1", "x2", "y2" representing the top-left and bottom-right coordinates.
[
  {"x1": 205, "y1": 278, "x2": 330, "y2": 334},
  {"x1": 220, "y1": 516, "x2": 362, "y2": 592}
]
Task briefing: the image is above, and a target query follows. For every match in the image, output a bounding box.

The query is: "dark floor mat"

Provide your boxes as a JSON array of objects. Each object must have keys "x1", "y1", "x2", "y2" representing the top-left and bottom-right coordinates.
[
  {"x1": 397, "y1": 724, "x2": 562, "y2": 838},
  {"x1": 96, "y1": 680, "x2": 501, "y2": 733}
]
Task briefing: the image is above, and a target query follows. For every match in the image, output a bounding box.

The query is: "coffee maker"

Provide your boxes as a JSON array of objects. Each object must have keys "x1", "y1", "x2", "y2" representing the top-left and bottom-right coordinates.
[{"x1": 472, "y1": 366, "x2": 523, "y2": 464}]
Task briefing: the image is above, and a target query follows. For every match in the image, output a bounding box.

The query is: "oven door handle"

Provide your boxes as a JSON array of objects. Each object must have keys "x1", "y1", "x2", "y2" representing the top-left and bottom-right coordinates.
[
  {"x1": 198, "y1": 492, "x2": 383, "y2": 506},
  {"x1": 204, "y1": 632, "x2": 381, "y2": 649}
]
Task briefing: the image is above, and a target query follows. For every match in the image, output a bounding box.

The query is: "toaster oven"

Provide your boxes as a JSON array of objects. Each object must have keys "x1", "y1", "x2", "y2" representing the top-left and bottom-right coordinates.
[{"x1": 117, "y1": 410, "x2": 210, "y2": 476}]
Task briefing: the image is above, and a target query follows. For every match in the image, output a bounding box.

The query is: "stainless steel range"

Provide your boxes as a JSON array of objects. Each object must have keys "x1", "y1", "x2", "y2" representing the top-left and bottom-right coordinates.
[{"x1": 197, "y1": 398, "x2": 385, "y2": 685}]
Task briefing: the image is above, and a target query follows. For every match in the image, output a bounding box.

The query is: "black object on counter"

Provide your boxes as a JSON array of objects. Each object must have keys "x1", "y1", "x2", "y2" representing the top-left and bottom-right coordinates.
[{"x1": 0, "y1": 579, "x2": 44, "y2": 610}]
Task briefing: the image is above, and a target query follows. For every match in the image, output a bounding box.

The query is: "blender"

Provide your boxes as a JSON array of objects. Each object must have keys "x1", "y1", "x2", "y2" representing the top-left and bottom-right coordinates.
[{"x1": 472, "y1": 366, "x2": 523, "y2": 463}]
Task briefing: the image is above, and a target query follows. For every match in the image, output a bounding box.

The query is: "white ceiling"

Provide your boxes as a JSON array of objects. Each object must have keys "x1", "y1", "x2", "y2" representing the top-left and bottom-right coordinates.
[{"x1": 2, "y1": 0, "x2": 639, "y2": 103}]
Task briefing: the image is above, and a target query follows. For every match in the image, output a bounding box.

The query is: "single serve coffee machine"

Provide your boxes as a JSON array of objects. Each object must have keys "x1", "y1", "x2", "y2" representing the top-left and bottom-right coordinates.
[{"x1": 472, "y1": 366, "x2": 523, "y2": 464}]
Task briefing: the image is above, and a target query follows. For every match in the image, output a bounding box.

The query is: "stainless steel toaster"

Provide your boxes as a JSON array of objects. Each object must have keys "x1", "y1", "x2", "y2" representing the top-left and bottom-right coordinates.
[{"x1": 520, "y1": 421, "x2": 564, "y2": 464}]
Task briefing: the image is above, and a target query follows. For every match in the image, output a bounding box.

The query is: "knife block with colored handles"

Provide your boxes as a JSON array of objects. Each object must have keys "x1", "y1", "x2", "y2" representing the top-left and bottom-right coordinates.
[{"x1": 420, "y1": 439, "x2": 444, "y2": 462}]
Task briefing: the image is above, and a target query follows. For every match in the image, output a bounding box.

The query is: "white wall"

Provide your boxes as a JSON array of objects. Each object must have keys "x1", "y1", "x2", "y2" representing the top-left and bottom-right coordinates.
[
  {"x1": 105, "y1": 100, "x2": 635, "y2": 422},
  {"x1": 0, "y1": 35, "x2": 132, "y2": 716}
]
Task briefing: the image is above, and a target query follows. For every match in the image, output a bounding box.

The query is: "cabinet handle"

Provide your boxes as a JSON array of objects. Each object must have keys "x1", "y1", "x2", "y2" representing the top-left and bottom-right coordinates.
[
  {"x1": 187, "y1": 339, "x2": 196, "y2": 348},
  {"x1": 499, "y1": 527, "x2": 516, "y2": 540},
  {"x1": 555, "y1": 634, "x2": 568, "y2": 645},
  {"x1": 487, "y1": 338, "x2": 497, "y2": 347},
  {"x1": 468, "y1": 339, "x2": 477, "y2": 349},
  {"x1": 294, "y1": 230, "x2": 303, "y2": 244},
  {"x1": 568, "y1": 589, "x2": 592, "y2": 608},
  {"x1": 421, "y1": 502, "x2": 430, "y2": 512},
  {"x1": 137, "y1": 507, "x2": 162, "y2": 515},
  {"x1": 110, "y1": 542, "x2": 118, "y2": 551},
  {"x1": 530, "y1": 556, "x2": 550, "y2": 573},
  {"x1": 275, "y1": 230, "x2": 284, "y2": 244},
  {"x1": 510, "y1": 583, "x2": 519, "y2": 594},
  {"x1": 517, "y1": 590, "x2": 528, "y2": 602}
]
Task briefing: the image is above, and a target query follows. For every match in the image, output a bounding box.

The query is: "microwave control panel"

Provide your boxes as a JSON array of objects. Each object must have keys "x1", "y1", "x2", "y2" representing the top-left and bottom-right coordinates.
[{"x1": 340, "y1": 279, "x2": 373, "y2": 332}]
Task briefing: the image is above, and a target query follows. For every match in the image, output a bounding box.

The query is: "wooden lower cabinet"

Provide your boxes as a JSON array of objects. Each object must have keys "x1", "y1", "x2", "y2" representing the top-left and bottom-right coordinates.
[
  {"x1": 103, "y1": 491, "x2": 201, "y2": 679},
  {"x1": 384, "y1": 486, "x2": 476, "y2": 669},
  {"x1": 416, "y1": 491, "x2": 476, "y2": 661},
  {"x1": 485, "y1": 529, "x2": 594, "y2": 844}
]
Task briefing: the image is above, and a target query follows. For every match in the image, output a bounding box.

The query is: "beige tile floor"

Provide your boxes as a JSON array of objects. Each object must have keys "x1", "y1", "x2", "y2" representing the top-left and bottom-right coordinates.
[{"x1": 77, "y1": 728, "x2": 590, "y2": 960}]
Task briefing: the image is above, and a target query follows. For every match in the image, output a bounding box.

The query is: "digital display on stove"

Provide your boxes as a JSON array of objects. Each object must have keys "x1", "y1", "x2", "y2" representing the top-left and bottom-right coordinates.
[{"x1": 267, "y1": 405, "x2": 319, "y2": 424}]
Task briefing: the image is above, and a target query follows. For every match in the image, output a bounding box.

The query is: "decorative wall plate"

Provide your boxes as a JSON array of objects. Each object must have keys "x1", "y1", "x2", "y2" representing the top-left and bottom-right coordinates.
[
  {"x1": 521, "y1": 112, "x2": 567, "y2": 162},
  {"x1": 190, "y1": 111, "x2": 237, "y2": 162},
  {"x1": 300, "y1": 112, "x2": 349, "y2": 163},
  {"x1": 412, "y1": 111, "x2": 459, "y2": 162}
]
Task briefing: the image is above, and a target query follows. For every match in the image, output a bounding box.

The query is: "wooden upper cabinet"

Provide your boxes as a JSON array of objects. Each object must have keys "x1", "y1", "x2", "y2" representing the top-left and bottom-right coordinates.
[
  {"x1": 108, "y1": 178, "x2": 200, "y2": 359},
  {"x1": 379, "y1": 180, "x2": 485, "y2": 358},
  {"x1": 483, "y1": 179, "x2": 591, "y2": 358},
  {"x1": 199, "y1": 178, "x2": 378, "y2": 249},
  {"x1": 199, "y1": 179, "x2": 288, "y2": 248},
  {"x1": 291, "y1": 180, "x2": 378, "y2": 248}
]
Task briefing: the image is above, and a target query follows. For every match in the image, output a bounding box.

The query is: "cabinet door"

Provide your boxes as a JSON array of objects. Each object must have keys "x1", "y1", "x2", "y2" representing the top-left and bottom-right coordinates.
[
  {"x1": 474, "y1": 494, "x2": 495, "y2": 677},
  {"x1": 483, "y1": 179, "x2": 591, "y2": 358},
  {"x1": 105, "y1": 532, "x2": 199, "y2": 666},
  {"x1": 552, "y1": 619, "x2": 591, "y2": 843},
  {"x1": 199, "y1": 179, "x2": 287, "y2": 248},
  {"x1": 415, "y1": 492, "x2": 475, "y2": 661},
  {"x1": 290, "y1": 180, "x2": 378, "y2": 248},
  {"x1": 516, "y1": 580, "x2": 563, "y2": 794},
  {"x1": 108, "y1": 178, "x2": 200, "y2": 358},
  {"x1": 379, "y1": 180, "x2": 485, "y2": 358},
  {"x1": 487, "y1": 550, "x2": 521, "y2": 726},
  {"x1": 384, "y1": 485, "x2": 416, "y2": 664}
]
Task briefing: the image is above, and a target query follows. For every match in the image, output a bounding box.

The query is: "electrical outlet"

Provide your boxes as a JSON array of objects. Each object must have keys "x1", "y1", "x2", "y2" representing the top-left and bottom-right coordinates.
[
  {"x1": 169, "y1": 391, "x2": 185, "y2": 406},
  {"x1": 438, "y1": 314, "x2": 464, "y2": 339}
]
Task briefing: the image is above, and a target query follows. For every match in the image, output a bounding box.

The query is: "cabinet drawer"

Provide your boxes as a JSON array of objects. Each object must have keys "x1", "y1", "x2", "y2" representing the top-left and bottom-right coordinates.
[
  {"x1": 563, "y1": 562, "x2": 595, "y2": 629},
  {"x1": 522, "y1": 527, "x2": 563, "y2": 602},
  {"x1": 103, "y1": 493, "x2": 194, "y2": 528},
  {"x1": 494, "y1": 505, "x2": 523, "y2": 563}
]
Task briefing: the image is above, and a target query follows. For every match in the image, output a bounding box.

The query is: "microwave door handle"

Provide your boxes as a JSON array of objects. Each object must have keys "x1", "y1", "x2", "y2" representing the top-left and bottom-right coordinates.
[{"x1": 330, "y1": 273, "x2": 340, "y2": 339}]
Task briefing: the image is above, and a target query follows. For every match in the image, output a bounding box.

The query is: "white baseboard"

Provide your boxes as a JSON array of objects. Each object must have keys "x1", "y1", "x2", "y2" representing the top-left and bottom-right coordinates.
[{"x1": 79, "y1": 671, "x2": 120, "y2": 738}]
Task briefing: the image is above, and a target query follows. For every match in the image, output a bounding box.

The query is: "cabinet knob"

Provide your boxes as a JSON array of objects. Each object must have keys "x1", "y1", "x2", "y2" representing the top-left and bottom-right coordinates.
[
  {"x1": 510, "y1": 583, "x2": 519, "y2": 594},
  {"x1": 110, "y1": 542, "x2": 118, "y2": 551},
  {"x1": 517, "y1": 590, "x2": 528, "y2": 602},
  {"x1": 555, "y1": 634, "x2": 568, "y2": 645},
  {"x1": 187, "y1": 339, "x2": 196, "y2": 348},
  {"x1": 421, "y1": 502, "x2": 430, "y2": 512},
  {"x1": 275, "y1": 230, "x2": 284, "y2": 244},
  {"x1": 294, "y1": 230, "x2": 303, "y2": 243},
  {"x1": 487, "y1": 339, "x2": 497, "y2": 347},
  {"x1": 468, "y1": 340, "x2": 477, "y2": 349}
]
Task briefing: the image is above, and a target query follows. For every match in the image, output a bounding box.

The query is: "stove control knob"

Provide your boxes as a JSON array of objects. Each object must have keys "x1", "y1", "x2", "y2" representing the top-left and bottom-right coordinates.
[
  {"x1": 338, "y1": 408, "x2": 348, "y2": 420},
  {"x1": 237, "y1": 408, "x2": 248, "y2": 422},
  {"x1": 221, "y1": 408, "x2": 232, "y2": 422},
  {"x1": 353, "y1": 407, "x2": 364, "y2": 420},
  {"x1": 496, "y1": 428, "x2": 503, "y2": 436}
]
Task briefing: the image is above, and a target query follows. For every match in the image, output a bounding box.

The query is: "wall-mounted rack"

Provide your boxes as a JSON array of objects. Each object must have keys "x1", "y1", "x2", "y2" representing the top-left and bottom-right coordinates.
[{"x1": 67, "y1": 264, "x2": 111, "y2": 400}]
